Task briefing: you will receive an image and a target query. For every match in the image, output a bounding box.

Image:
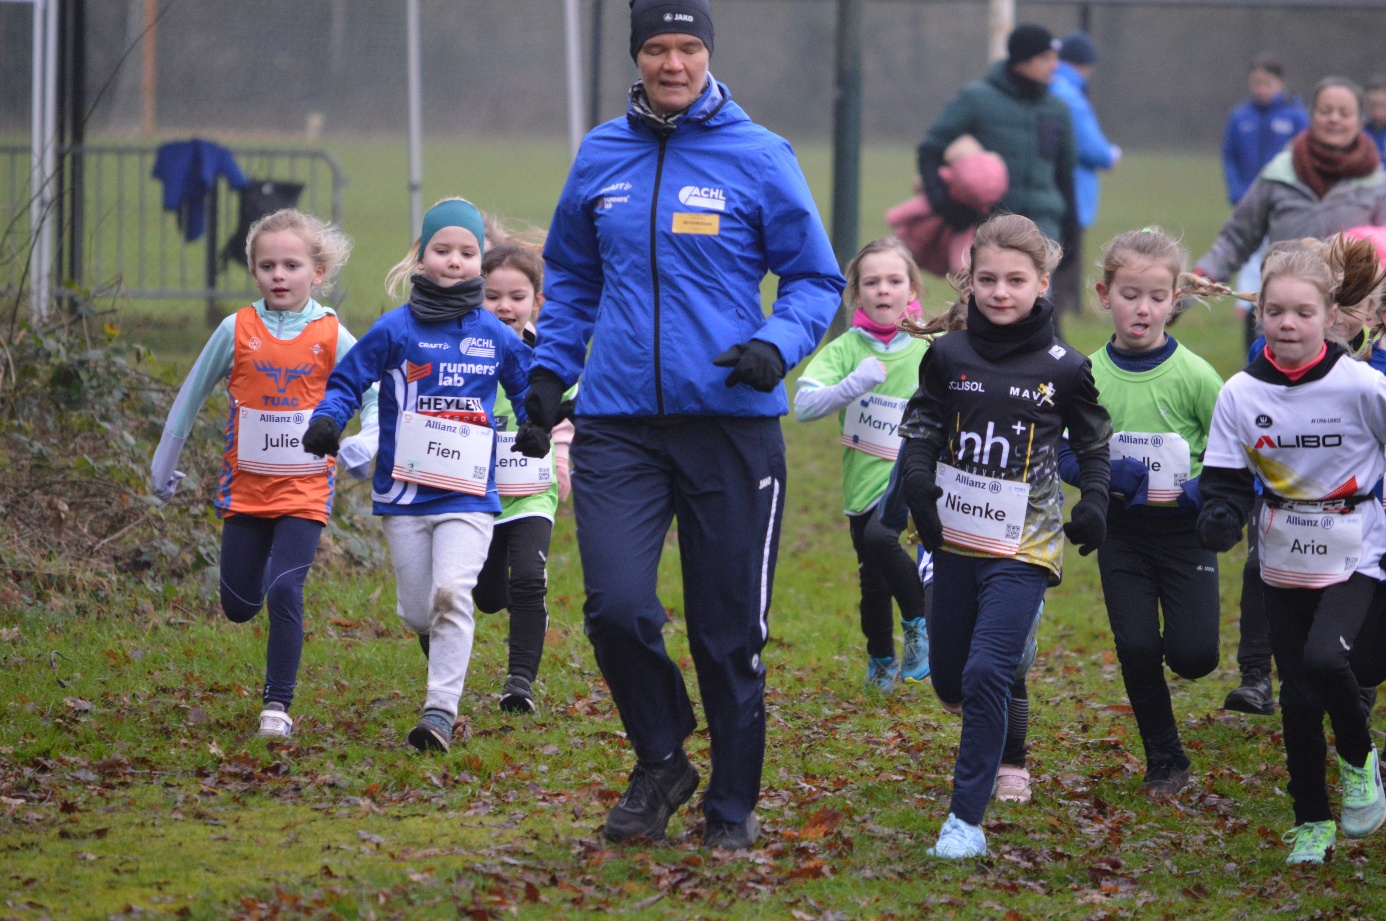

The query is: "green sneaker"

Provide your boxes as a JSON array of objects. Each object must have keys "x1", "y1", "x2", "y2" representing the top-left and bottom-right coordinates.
[
  {"x1": 1282, "y1": 820, "x2": 1336, "y2": 865},
  {"x1": 1340, "y1": 745, "x2": 1386, "y2": 838}
]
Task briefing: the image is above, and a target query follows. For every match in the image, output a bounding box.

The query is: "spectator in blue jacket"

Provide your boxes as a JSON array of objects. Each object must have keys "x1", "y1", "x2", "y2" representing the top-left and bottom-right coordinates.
[
  {"x1": 515, "y1": 0, "x2": 844, "y2": 852},
  {"x1": 1049, "y1": 31, "x2": 1120, "y2": 317},
  {"x1": 1221, "y1": 56, "x2": 1309, "y2": 346},
  {"x1": 1366, "y1": 76, "x2": 1386, "y2": 161}
]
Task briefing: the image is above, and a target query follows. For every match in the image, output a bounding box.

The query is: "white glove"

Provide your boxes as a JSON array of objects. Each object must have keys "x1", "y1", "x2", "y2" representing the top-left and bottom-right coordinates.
[
  {"x1": 851, "y1": 356, "x2": 889, "y2": 390},
  {"x1": 794, "y1": 357, "x2": 890, "y2": 421},
  {"x1": 154, "y1": 470, "x2": 186, "y2": 503}
]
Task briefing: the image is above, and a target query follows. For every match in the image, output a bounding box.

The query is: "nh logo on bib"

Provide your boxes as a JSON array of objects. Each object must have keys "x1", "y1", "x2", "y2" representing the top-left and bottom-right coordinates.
[{"x1": 678, "y1": 186, "x2": 727, "y2": 211}]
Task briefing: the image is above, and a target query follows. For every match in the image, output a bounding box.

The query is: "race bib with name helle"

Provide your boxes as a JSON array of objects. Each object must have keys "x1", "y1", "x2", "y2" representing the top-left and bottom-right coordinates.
[
  {"x1": 493, "y1": 432, "x2": 553, "y2": 496},
  {"x1": 841, "y1": 393, "x2": 908, "y2": 461},
  {"x1": 936, "y1": 462, "x2": 1031, "y2": 557},
  {"x1": 392, "y1": 411, "x2": 493, "y2": 496},
  {"x1": 1109, "y1": 431, "x2": 1191, "y2": 504},
  {"x1": 1259, "y1": 503, "x2": 1363, "y2": 589},
  {"x1": 236, "y1": 406, "x2": 328, "y2": 476}
]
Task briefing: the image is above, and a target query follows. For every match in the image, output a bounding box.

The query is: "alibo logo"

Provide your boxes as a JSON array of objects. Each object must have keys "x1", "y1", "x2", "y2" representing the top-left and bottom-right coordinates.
[{"x1": 678, "y1": 186, "x2": 726, "y2": 212}]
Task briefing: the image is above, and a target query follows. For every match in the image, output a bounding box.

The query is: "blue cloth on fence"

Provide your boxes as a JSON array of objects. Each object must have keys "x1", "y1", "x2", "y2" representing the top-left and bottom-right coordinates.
[{"x1": 152, "y1": 140, "x2": 248, "y2": 242}]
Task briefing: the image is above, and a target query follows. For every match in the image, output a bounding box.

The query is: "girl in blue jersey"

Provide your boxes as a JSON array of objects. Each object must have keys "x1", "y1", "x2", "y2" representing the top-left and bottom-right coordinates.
[{"x1": 305, "y1": 198, "x2": 532, "y2": 754}]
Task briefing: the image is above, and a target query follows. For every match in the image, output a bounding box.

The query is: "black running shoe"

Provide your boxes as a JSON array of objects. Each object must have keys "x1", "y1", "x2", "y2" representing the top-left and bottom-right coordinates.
[
  {"x1": 498, "y1": 675, "x2": 536, "y2": 714},
  {"x1": 407, "y1": 709, "x2": 452, "y2": 753},
  {"x1": 704, "y1": 812, "x2": 761, "y2": 849},
  {"x1": 1223, "y1": 673, "x2": 1275, "y2": 716},
  {"x1": 603, "y1": 748, "x2": 699, "y2": 843},
  {"x1": 1141, "y1": 762, "x2": 1191, "y2": 799}
]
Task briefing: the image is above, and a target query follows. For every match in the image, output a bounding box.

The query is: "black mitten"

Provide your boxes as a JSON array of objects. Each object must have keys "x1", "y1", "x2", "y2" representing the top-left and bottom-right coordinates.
[
  {"x1": 511, "y1": 423, "x2": 552, "y2": 459},
  {"x1": 1197, "y1": 503, "x2": 1244, "y2": 553},
  {"x1": 523, "y1": 367, "x2": 568, "y2": 432},
  {"x1": 1063, "y1": 495, "x2": 1107, "y2": 556},
  {"x1": 302, "y1": 416, "x2": 342, "y2": 458}
]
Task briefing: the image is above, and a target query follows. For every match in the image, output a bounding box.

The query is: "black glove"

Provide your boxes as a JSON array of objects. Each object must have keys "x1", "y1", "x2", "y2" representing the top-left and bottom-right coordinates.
[
  {"x1": 511, "y1": 423, "x2": 552, "y2": 459},
  {"x1": 861, "y1": 509, "x2": 903, "y2": 551},
  {"x1": 523, "y1": 367, "x2": 568, "y2": 432},
  {"x1": 302, "y1": 416, "x2": 341, "y2": 458},
  {"x1": 1197, "y1": 503, "x2": 1244, "y2": 553},
  {"x1": 905, "y1": 483, "x2": 944, "y2": 553},
  {"x1": 1062, "y1": 496, "x2": 1106, "y2": 556},
  {"x1": 713, "y1": 340, "x2": 785, "y2": 392}
]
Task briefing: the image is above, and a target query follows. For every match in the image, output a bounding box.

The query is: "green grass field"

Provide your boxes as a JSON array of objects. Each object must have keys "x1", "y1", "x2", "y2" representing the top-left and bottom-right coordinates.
[{"x1": 5, "y1": 138, "x2": 1385, "y2": 919}]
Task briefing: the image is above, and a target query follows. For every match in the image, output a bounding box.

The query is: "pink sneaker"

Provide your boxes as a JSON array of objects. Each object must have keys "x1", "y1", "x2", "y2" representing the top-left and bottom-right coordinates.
[{"x1": 993, "y1": 765, "x2": 1031, "y2": 803}]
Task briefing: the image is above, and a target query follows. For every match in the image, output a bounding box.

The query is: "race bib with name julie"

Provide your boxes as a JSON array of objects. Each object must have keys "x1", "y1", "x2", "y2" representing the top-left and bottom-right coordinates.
[
  {"x1": 1259, "y1": 503, "x2": 1363, "y2": 589},
  {"x1": 494, "y1": 432, "x2": 553, "y2": 496},
  {"x1": 392, "y1": 411, "x2": 493, "y2": 496},
  {"x1": 841, "y1": 393, "x2": 908, "y2": 461},
  {"x1": 936, "y1": 462, "x2": 1031, "y2": 557},
  {"x1": 236, "y1": 406, "x2": 328, "y2": 476},
  {"x1": 1109, "y1": 431, "x2": 1191, "y2": 504}
]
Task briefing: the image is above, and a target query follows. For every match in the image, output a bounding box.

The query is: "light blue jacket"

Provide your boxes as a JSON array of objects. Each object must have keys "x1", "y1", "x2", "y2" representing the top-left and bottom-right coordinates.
[
  {"x1": 536, "y1": 79, "x2": 844, "y2": 418},
  {"x1": 1049, "y1": 62, "x2": 1116, "y2": 230}
]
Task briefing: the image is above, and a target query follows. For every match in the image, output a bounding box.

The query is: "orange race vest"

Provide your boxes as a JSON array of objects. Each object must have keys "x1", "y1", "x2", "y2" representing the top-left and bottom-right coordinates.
[{"x1": 215, "y1": 307, "x2": 339, "y2": 523}]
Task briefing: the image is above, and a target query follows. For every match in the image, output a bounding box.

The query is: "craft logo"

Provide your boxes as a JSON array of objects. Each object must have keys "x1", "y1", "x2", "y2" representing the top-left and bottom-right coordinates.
[
  {"x1": 253, "y1": 360, "x2": 313, "y2": 394},
  {"x1": 406, "y1": 361, "x2": 432, "y2": 383},
  {"x1": 417, "y1": 341, "x2": 450, "y2": 350},
  {"x1": 459, "y1": 337, "x2": 496, "y2": 359},
  {"x1": 678, "y1": 186, "x2": 727, "y2": 212}
]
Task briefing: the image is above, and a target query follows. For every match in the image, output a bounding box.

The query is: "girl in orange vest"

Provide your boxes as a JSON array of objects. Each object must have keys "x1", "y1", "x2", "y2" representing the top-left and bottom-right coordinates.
[{"x1": 150, "y1": 209, "x2": 378, "y2": 739}]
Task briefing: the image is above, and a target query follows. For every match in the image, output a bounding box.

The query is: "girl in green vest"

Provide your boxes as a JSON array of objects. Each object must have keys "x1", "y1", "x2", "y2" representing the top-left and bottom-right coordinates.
[
  {"x1": 1064, "y1": 227, "x2": 1226, "y2": 798},
  {"x1": 795, "y1": 238, "x2": 932, "y2": 693}
]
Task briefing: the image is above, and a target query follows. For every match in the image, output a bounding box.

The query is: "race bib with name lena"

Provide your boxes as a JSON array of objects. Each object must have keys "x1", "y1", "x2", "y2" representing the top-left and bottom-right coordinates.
[
  {"x1": 494, "y1": 431, "x2": 553, "y2": 496},
  {"x1": 936, "y1": 462, "x2": 1031, "y2": 557},
  {"x1": 841, "y1": 393, "x2": 908, "y2": 461},
  {"x1": 1109, "y1": 431, "x2": 1191, "y2": 504},
  {"x1": 1259, "y1": 503, "x2": 1363, "y2": 589},
  {"x1": 392, "y1": 411, "x2": 492, "y2": 496},
  {"x1": 236, "y1": 406, "x2": 328, "y2": 476}
]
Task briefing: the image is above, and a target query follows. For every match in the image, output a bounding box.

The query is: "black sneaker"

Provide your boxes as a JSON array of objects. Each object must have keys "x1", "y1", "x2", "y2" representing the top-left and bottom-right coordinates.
[
  {"x1": 1223, "y1": 673, "x2": 1275, "y2": 716},
  {"x1": 407, "y1": 709, "x2": 452, "y2": 753},
  {"x1": 603, "y1": 748, "x2": 699, "y2": 843},
  {"x1": 498, "y1": 675, "x2": 536, "y2": 714},
  {"x1": 704, "y1": 812, "x2": 761, "y2": 849},
  {"x1": 1141, "y1": 762, "x2": 1191, "y2": 799},
  {"x1": 417, "y1": 633, "x2": 430, "y2": 659}
]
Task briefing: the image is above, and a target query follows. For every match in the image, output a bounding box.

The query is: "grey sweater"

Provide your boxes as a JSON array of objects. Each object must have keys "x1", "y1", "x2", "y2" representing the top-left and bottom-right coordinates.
[{"x1": 1195, "y1": 150, "x2": 1386, "y2": 281}]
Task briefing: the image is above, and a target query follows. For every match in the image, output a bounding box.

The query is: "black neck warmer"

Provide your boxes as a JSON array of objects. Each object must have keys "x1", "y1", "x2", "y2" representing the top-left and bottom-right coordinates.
[
  {"x1": 408, "y1": 274, "x2": 485, "y2": 324},
  {"x1": 1007, "y1": 69, "x2": 1048, "y2": 101},
  {"x1": 965, "y1": 295, "x2": 1057, "y2": 361}
]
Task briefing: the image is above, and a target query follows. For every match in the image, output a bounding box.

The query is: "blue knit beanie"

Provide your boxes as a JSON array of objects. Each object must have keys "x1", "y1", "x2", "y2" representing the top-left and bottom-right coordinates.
[
  {"x1": 1059, "y1": 31, "x2": 1098, "y2": 66},
  {"x1": 418, "y1": 199, "x2": 486, "y2": 259}
]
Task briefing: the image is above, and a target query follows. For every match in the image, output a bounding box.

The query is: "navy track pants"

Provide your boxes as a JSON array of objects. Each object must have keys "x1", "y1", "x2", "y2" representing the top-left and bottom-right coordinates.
[{"x1": 571, "y1": 417, "x2": 786, "y2": 825}]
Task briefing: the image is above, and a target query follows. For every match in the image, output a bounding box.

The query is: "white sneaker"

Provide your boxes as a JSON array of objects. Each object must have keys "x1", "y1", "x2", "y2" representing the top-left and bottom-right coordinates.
[
  {"x1": 927, "y1": 812, "x2": 987, "y2": 858},
  {"x1": 257, "y1": 707, "x2": 293, "y2": 739},
  {"x1": 993, "y1": 765, "x2": 1031, "y2": 803}
]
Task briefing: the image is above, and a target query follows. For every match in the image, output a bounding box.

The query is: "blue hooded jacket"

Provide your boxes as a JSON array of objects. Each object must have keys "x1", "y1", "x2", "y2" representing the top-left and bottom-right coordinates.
[
  {"x1": 1049, "y1": 61, "x2": 1116, "y2": 230},
  {"x1": 1221, "y1": 93, "x2": 1309, "y2": 205},
  {"x1": 536, "y1": 79, "x2": 844, "y2": 418}
]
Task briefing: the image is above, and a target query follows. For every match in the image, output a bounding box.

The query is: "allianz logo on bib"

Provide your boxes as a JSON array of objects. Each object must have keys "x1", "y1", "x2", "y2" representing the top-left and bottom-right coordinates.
[{"x1": 678, "y1": 186, "x2": 727, "y2": 212}]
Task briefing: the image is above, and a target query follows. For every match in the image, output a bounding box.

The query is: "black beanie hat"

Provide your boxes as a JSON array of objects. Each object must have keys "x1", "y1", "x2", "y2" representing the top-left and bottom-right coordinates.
[
  {"x1": 1007, "y1": 23, "x2": 1058, "y2": 65},
  {"x1": 630, "y1": 0, "x2": 714, "y2": 61}
]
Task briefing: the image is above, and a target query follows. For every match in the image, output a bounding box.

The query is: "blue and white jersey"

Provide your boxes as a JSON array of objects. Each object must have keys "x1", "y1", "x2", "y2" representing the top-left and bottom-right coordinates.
[{"x1": 312, "y1": 305, "x2": 531, "y2": 516}]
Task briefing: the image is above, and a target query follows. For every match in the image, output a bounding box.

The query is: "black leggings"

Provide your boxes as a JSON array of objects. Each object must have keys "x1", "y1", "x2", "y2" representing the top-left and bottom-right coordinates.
[
  {"x1": 219, "y1": 514, "x2": 324, "y2": 709},
  {"x1": 1264, "y1": 573, "x2": 1378, "y2": 824},
  {"x1": 473, "y1": 515, "x2": 553, "y2": 682},
  {"x1": 1098, "y1": 535, "x2": 1220, "y2": 769},
  {"x1": 847, "y1": 510, "x2": 928, "y2": 659}
]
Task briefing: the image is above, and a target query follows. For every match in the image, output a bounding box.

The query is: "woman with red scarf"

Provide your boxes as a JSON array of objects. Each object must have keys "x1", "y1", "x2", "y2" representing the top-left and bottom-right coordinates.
[{"x1": 1197, "y1": 77, "x2": 1386, "y2": 283}]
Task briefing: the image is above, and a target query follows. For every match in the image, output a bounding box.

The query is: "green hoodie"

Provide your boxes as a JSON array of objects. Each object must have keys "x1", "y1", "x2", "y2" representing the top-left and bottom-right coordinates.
[{"x1": 918, "y1": 60, "x2": 1076, "y2": 242}]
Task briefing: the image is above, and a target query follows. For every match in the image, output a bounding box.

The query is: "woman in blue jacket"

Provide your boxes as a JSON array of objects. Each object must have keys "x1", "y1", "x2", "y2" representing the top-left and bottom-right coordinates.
[{"x1": 513, "y1": 0, "x2": 844, "y2": 851}]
